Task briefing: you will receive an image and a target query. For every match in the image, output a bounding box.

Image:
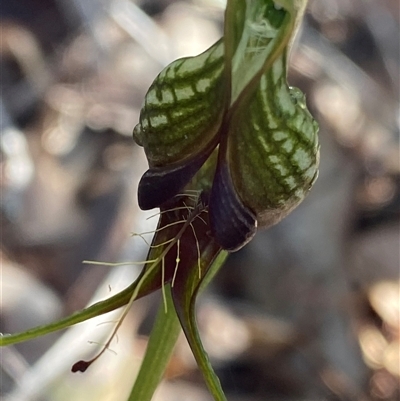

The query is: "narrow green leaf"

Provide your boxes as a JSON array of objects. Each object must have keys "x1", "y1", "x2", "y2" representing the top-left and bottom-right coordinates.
[
  {"x1": 0, "y1": 285, "x2": 133, "y2": 346},
  {"x1": 127, "y1": 285, "x2": 181, "y2": 401}
]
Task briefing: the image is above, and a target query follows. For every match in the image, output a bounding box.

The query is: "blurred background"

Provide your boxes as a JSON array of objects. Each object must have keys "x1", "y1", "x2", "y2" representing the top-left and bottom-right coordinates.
[{"x1": 0, "y1": 0, "x2": 399, "y2": 400}]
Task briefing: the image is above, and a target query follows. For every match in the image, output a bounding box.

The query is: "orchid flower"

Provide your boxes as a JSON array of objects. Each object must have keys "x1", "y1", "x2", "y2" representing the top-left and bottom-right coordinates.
[{"x1": 0, "y1": 2, "x2": 318, "y2": 400}]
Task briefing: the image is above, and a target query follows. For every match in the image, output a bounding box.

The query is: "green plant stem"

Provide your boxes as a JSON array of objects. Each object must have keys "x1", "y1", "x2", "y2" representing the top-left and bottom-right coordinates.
[{"x1": 127, "y1": 285, "x2": 181, "y2": 401}]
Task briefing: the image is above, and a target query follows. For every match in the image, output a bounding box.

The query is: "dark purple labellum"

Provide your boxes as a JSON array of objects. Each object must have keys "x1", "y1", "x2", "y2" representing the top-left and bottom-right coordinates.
[{"x1": 138, "y1": 140, "x2": 217, "y2": 210}]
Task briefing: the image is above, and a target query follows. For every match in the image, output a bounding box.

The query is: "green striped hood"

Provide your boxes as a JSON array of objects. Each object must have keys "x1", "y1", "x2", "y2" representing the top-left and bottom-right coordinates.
[{"x1": 133, "y1": 0, "x2": 319, "y2": 251}]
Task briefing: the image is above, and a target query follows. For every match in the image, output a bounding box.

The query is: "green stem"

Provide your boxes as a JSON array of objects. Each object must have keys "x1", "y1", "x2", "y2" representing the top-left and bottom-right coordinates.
[{"x1": 127, "y1": 285, "x2": 181, "y2": 401}]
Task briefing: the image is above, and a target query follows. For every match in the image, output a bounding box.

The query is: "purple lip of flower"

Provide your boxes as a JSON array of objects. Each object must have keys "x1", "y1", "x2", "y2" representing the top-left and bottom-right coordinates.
[
  {"x1": 137, "y1": 135, "x2": 218, "y2": 211},
  {"x1": 209, "y1": 156, "x2": 257, "y2": 252}
]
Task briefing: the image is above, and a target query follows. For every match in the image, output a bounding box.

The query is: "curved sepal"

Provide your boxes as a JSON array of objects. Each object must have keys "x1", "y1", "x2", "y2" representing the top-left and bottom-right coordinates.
[
  {"x1": 225, "y1": 0, "x2": 292, "y2": 106},
  {"x1": 133, "y1": 40, "x2": 225, "y2": 168},
  {"x1": 227, "y1": 55, "x2": 319, "y2": 228},
  {"x1": 170, "y1": 232, "x2": 228, "y2": 401}
]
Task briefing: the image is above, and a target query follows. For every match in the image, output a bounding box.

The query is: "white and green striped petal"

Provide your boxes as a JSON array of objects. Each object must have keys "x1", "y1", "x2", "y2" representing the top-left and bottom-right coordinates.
[
  {"x1": 133, "y1": 40, "x2": 225, "y2": 168},
  {"x1": 227, "y1": 52, "x2": 319, "y2": 229}
]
